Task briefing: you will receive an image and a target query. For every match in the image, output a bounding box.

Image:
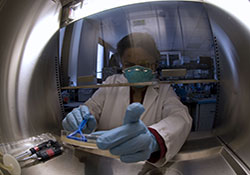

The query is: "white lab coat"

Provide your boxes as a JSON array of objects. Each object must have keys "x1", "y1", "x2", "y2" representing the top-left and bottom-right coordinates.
[{"x1": 85, "y1": 74, "x2": 192, "y2": 166}]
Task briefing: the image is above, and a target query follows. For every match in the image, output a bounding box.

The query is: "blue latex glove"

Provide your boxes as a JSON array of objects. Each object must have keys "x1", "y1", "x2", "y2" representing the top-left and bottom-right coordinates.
[
  {"x1": 62, "y1": 105, "x2": 96, "y2": 133},
  {"x1": 96, "y1": 103, "x2": 160, "y2": 163}
]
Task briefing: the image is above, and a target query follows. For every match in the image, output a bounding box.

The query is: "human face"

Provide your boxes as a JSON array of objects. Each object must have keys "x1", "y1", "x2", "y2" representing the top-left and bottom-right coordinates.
[{"x1": 121, "y1": 47, "x2": 157, "y2": 71}]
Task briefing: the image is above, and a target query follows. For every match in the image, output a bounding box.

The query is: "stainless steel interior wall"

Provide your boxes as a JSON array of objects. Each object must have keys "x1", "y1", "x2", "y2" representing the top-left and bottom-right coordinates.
[
  {"x1": 205, "y1": 3, "x2": 250, "y2": 168},
  {"x1": 1, "y1": 0, "x2": 250, "y2": 171},
  {"x1": 0, "y1": 0, "x2": 62, "y2": 143}
]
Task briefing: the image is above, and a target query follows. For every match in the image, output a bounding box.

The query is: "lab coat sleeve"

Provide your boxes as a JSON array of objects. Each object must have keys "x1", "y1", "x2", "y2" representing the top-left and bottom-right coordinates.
[{"x1": 149, "y1": 86, "x2": 192, "y2": 167}]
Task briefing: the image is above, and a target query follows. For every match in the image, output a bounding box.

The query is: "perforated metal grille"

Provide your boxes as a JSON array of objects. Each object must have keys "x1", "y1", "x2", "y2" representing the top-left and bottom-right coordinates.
[{"x1": 55, "y1": 56, "x2": 65, "y2": 117}]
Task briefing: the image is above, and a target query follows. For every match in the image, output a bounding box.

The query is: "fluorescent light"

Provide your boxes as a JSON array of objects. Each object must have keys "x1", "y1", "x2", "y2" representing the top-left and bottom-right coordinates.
[{"x1": 97, "y1": 44, "x2": 104, "y2": 79}]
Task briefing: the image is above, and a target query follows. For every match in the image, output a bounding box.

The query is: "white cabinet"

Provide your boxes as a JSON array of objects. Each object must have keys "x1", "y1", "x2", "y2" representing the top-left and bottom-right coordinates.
[{"x1": 194, "y1": 101, "x2": 216, "y2": 131}]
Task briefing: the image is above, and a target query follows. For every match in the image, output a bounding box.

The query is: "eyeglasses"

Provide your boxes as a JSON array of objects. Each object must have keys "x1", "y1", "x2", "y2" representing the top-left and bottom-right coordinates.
[
  {"x1": 123, "y1": 61, "x2": 158, "y2": 69},
  {"x1": 123, "y1": 66, "x2": 153, "y2": 73}
]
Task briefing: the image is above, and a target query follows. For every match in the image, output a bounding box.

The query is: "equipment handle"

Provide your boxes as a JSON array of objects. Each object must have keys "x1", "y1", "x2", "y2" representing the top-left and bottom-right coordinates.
[
  {"x1": 29, "y1": 140, "x2": 56, "y2": 154},
  {"x1": 36, "y1": 147, "x2": 63, "y2": 161}
]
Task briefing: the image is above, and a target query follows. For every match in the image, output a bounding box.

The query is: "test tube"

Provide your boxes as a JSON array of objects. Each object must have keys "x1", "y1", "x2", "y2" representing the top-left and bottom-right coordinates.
[{"x1": 83, "y1": 134, "x2": 100, "y2": 143}]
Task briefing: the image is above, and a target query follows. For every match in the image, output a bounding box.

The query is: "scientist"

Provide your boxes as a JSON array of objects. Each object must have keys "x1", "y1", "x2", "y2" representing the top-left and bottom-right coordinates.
[{"x1": 62, "y1": 33, "x2": 192, "y2": 166}]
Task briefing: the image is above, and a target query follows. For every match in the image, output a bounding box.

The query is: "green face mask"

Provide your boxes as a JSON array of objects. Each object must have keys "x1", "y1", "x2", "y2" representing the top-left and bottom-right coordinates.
[{"x1": 123, "y1": 65, "x2": 154, "y2": 88}]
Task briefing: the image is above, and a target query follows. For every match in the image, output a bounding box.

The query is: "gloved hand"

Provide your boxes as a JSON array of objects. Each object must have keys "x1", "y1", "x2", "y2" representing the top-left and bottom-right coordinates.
[
  {"x1": 62, "y1": 105, "x2": 96, "y2": 133},
  {"x1": 96, "y1": 103, "x2": 160, "y2": 163}
]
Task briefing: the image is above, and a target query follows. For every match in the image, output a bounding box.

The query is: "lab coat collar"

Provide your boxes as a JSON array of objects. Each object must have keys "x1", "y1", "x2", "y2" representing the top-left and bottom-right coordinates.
[
  {"x1": 117, "y1": 74, "x2": 160, "y2": 89},
  {"x1": 117, "y1": 74, "x2": 130, "y2": 112},
  {"x1": 141, "y1": 84, "x2": 159, "y2": 120},
  {"x1": 116, "y1": 74, "x2": 159, "y2": 119},
  {"x1": 116, "y1": 74, "x2": 128, "y2": 83}
]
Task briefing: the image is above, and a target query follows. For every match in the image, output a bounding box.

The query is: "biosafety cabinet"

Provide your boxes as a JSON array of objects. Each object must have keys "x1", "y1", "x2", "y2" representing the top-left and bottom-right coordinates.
[{"x1": 1, "y1": 0, "x2": 250, "y2": 174}]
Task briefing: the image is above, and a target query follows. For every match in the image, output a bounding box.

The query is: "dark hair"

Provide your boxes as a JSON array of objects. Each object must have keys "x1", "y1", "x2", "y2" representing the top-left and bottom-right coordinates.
[{"x1": 117, "y1": 33, "x2": 160, "y2": 61}]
